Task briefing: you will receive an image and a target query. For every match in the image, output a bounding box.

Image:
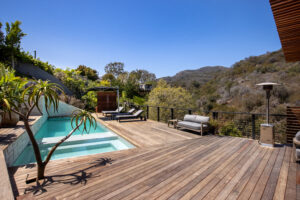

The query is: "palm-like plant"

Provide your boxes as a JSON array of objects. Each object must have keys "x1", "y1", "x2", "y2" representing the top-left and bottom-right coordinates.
[{"x1": 2, "y1": 75, "x2": 96, "y2": 183}]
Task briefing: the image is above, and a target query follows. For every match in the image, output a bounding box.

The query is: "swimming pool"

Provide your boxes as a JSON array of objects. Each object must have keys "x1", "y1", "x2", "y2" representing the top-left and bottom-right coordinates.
[{"x1": 13, "y1": 117, "x2": 134, "y2": 166}]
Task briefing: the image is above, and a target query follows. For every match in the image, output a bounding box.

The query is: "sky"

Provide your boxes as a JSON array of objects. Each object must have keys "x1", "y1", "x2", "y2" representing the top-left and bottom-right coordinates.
[{"x1": 0, "y1": 0, "x2": 281, "y2": 78}]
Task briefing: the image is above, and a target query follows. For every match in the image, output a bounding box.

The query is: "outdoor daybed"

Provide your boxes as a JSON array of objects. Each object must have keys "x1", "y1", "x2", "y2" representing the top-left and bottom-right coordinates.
[
  {"x1": 116, "y1": 110, "x2": 144, "y2": 122},
  {"x1": 176, "y1": 114, "x2": 209, "y2": 136},
  {"x1": 102, "y1": 107, "x2": 124, "y2": 117}
]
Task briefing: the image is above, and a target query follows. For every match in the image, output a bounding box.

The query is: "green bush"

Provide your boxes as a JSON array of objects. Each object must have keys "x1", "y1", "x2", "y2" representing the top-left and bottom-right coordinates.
[
  {"x1": 18, "y1": 51, "x2": 55, "y2": 74},
  {"x1": 219, "y1": 121, "x2": 242, "y2": 137}
]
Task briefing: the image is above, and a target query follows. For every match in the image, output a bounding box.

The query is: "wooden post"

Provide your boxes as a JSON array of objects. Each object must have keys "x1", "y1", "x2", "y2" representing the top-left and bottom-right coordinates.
[
  {"x1": 171, "y1": 108, "x2": 174, "y2": 119},
  {"x1": 157, "y1": 107, "x2": 160, "y2": 122},
  {"x1": 146, "y1": 105, "x2": 149, "y2": 119},
  {"x1": 252, "y1": 114, "x2": 256, "y2": 139}
]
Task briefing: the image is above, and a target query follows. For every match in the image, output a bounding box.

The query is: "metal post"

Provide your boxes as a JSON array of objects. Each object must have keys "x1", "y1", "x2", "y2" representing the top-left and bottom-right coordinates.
[
  {"x1": 157, "y1": 107, "x2": 160, "y2": 121},
  {"x1": 146, "y1": 105, "x2": 149, "y2": 119},
  {"x1": 117, "y1": 87, "x2": 120, "y2": 112},
  {"x1": 34, "y1": 50, "x2": 36, "y2": 59},
  {"x1": 252, "y1": 114, "x2": 256, "y2": 139},
  {"x1": 266, "y1": 92, "x2": 270, "y2": 124},
  {"x1": 171, "y1": 108, "x2": 174, "y2": 119},
  {"x1": 266, "y1": 90, "x2": 271, "y2": 124},
  {"x1": 212, "y1": 112, "x2": 217, "y2": 120}
]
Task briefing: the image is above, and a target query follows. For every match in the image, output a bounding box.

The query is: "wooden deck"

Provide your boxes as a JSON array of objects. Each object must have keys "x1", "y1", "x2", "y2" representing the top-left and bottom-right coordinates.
[
  {"x1": 95, "y1": 115, "x2": 200, "y2": 147},
  {"x1": 8, "y1": 119, "x2": 299, "y2": 199}
]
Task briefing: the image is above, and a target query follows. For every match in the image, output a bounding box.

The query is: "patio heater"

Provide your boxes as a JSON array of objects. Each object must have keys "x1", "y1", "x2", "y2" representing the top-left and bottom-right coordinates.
[{"x1": 256, "y1": 82, "x2": 280, "y2": 147}]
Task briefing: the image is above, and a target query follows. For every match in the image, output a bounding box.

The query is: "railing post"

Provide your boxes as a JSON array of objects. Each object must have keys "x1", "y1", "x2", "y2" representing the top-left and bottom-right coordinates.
[
  {"x1": 188, "y1": 109, "x2": 192, "y2": 115},
  {"x1": 146, "y1": 105, "x2": 149, "y2": 119},
  {"x1": 212, "y1": 112, "x2": 219, "y2": 120},
  {"x1": 171, "y1": 108, "x2": 174, "y2": 119},
  {"x1": 252, "y1": 114, "x2": 256, "y2": 139},
  {"x1": 157, "y1": 107, "x2": 160, "y2": 121}
]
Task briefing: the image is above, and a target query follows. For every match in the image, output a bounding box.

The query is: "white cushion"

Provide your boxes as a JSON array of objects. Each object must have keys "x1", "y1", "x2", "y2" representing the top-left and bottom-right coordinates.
[
  {"x1": 183, "y1": 115, "x2": 209, "y2": 123},
  {"x1": 194, "y1": 116, "x2": 209, "y2": 123},
  {"x1": 183, "y1": 115, "x2": 196, "y2": 122},
  {"x1": 296, "y1": 131, "x2": 300, "y2": 141}
]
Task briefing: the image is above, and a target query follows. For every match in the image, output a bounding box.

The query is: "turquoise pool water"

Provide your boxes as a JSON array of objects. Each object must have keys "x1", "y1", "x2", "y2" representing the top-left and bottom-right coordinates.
[
  {"x1": 13, "y1": 117, "x2": 134, "y2": 166},
  {"x1": 34, "y1": 117, "x2": 107, "y2": 139}
]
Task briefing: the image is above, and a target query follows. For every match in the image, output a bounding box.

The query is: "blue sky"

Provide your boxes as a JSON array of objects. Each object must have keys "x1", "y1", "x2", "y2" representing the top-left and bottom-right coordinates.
[{"x1": 0, "y1": 0, "x2": 281, "y2": 78}]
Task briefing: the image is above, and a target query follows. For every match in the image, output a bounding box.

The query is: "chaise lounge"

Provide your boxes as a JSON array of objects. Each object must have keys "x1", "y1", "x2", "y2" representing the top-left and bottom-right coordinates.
[
  {"x1": 102, "y1": 107, "x2": 124, "y2": 117},
  {"x1": 115, "y1": 110, "x2": 144, "y2": 122},
  {"x1": 111, "y1": 108, "x2": 135, "y2": 120},
  {"x1": 176, "y1": 114, "x2": 209, "y2": 136}
]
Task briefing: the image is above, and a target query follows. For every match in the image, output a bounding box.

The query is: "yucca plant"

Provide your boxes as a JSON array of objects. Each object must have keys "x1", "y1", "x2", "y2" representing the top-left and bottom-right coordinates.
[{"x1": 2, "y1": 76, "x2": 96, "y2": 183}]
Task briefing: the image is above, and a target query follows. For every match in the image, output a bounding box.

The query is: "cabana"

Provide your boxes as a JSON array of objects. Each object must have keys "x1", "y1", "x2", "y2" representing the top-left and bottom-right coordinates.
[{"x1": 85, "y1": 86, "x2": 120, "y2": 113}]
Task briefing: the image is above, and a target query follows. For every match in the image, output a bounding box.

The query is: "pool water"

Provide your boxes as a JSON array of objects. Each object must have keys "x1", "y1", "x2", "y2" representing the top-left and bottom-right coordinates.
[
  {"x1": 13, "y1": 117, "x2": 134, "y2": 166},
  {"x1": 34, "y1": 117, "x2": 107, "y2": 139}
]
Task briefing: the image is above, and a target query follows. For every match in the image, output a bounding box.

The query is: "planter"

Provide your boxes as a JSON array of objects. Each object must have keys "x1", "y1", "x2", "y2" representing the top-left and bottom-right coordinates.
[{"x1": 0, "y1": 111, "x2": 20, "y2": 127}]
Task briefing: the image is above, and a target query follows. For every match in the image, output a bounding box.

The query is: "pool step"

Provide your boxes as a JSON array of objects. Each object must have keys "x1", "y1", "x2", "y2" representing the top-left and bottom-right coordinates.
[
  {"x1": 38, "y1": 132, "x2": 118, "y2": 145},
  {"x1": 42, "y1": 140, "x2": 117, "y2": 152}
]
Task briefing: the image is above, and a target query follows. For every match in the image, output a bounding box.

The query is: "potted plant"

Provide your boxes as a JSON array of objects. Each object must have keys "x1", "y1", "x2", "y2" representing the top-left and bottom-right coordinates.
[{"x1": 0, "y1": 65, "x2": 24, "y2": 127}]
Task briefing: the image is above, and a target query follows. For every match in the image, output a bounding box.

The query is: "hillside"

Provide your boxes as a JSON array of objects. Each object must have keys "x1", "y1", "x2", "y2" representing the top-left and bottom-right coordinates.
[
  {"x1": 15, "y1": 63, "x2": 73, "y2": 95},
  {"x1": 162, "y1": 66, "x2": 228, "y2": 87},
  {"x1": 188, "y1": 49, "x2": 300, "y2": 114}
]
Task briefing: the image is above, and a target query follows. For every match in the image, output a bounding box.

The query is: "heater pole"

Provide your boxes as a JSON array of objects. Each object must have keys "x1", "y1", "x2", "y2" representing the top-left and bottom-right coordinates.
[{"x1": 266, "y1": 93, "x2": 270, "y2": 124}]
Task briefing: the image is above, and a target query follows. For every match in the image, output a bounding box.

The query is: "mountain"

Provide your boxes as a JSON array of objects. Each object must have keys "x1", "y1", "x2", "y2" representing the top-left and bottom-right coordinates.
[
  {"x1": 159, "y1": 49, "x2": 299, "y2": 114},
  {"x1": 191, "y1": 49, "x2": 300, "y2": 114},
  {"x1": 162, "y1": 66, "x2": 228, "y2": 87}
]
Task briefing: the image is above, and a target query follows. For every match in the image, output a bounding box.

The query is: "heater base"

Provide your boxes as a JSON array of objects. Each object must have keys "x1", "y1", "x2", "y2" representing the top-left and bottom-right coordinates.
[{"x1": 260, "y1": 124, "x2": 274, "y2": 147}]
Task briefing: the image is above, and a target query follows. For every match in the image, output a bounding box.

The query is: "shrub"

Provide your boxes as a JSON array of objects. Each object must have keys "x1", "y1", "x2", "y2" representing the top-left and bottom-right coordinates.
[
  {"x1": 219, "y1": 121, "x2": 242, "y2": 137},
  {"x1": 18, "y1": 51, "x2": 55, "y2": 74},
  {"x1": 272, "y1": 86, "x2": 289, "y2": 103},
  {"x1": 256, "y1": 64, "x2": 279, "y2": 73}
]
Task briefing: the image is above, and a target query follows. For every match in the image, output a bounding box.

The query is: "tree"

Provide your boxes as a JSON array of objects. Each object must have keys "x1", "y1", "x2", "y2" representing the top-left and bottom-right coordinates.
[
  {"x1": 5, "y1": 20, "x2": 26, "y2": 69},
  {"x1": 76, "y1": 65, "x2": 99, "y2": 81},
  {"x1": 1, "y1": 71, "x2": 96, "y2": 183},
  {"x1": 132, "y1": 69, "x2": 156, "y2": 84},
  {"x1": 147, "y1": 80, "x2": 194, "y2": 121},
  {"x1": 104, "y1": 62, "x2": 124, "y2": 77},
  {"x1": 0, "y1": 22, "x2": 4, "y2": 46},
  {"x1": 102, "y1": 73, "x2": 116, "y2": 82}
]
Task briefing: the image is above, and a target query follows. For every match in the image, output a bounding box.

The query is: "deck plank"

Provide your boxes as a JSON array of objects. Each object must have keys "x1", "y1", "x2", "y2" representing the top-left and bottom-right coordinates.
[{"x1": 6, "y1": 119, "x2": 297, "y2": 200}]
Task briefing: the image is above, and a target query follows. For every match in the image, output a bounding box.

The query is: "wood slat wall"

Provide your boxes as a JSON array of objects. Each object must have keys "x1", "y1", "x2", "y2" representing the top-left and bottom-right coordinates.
[
  {"x1": 96, "y1": 91, "x2": 117, "y2": 112},
  {"x1": 286, "y1": 106, "x2": 300, "y2": 143},
  {"x1": 269, "y1": 0, "x2": 300, "y2": 62}
]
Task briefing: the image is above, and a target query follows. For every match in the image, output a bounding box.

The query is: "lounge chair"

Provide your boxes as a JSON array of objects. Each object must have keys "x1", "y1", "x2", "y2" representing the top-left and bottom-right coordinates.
[
  {"x1": 111, "y1": 108, "x2": 135, "y2": 120},
  {"x1": 102, "y1": 107, "x2": 124, "y2": 117},
  {"x1": 176, "y1": 114, "x2": 209, "y2": 136},
  {"x1": 116, "y1": 110, "x2": 144, "y2": 122}
]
